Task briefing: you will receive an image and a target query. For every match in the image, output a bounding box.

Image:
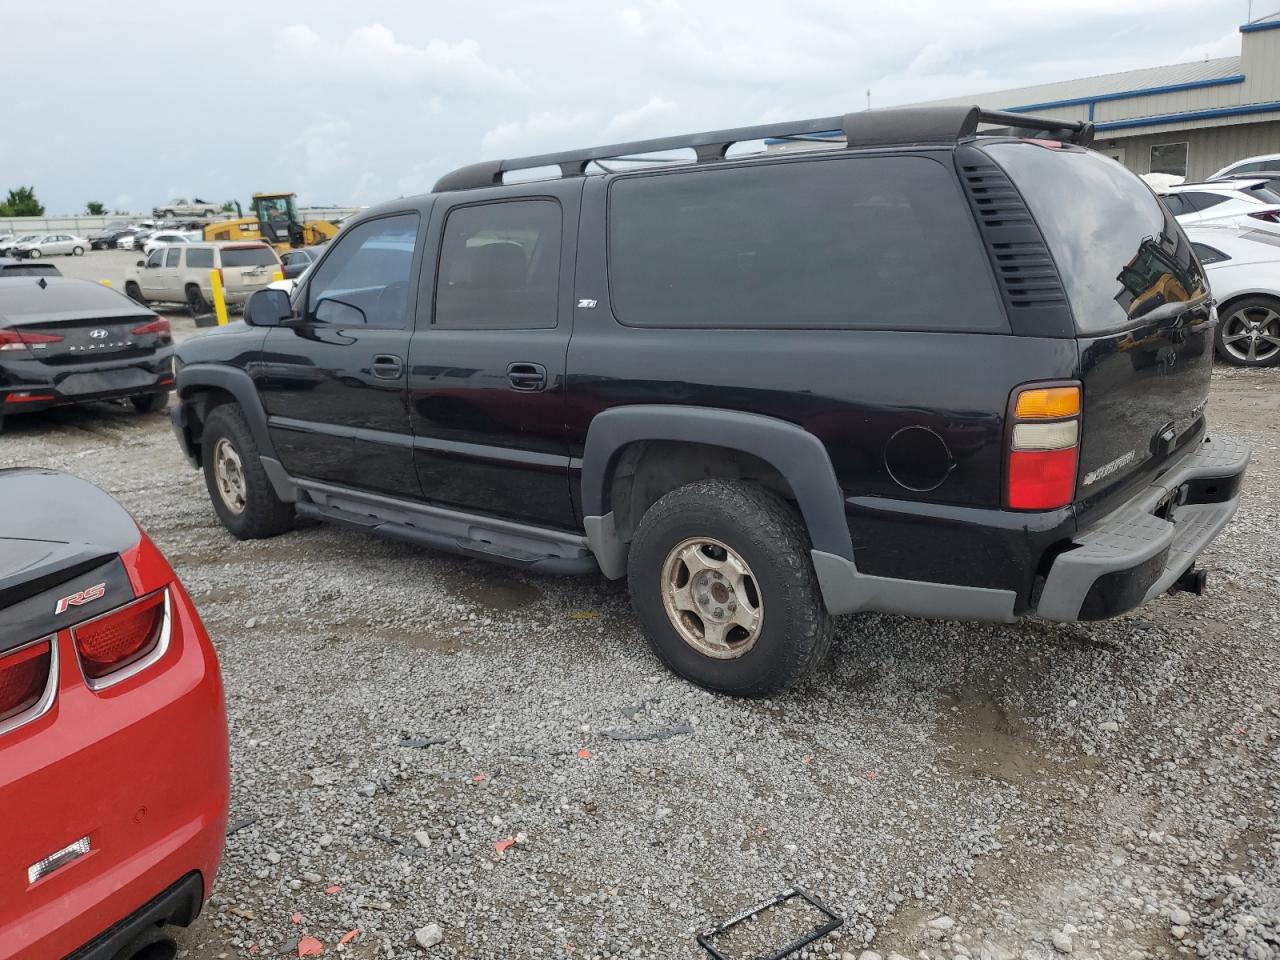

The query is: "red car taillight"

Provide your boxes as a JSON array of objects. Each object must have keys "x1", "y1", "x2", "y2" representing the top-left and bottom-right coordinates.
[
  {"x1": 1006, "y1": 383, "x2": 1082, "y2": 511},
  {"x1": 72, "y1": 589, "x2": 168, "y2": 684},
  {"x1": 130, "y1": 316, "x2": 170, "y2": 337},
  {"x1": 0, "y1": 639, "x2": 53, "y2": 725},
  {"x1": 0, "y1": 329, "x2": 64, "y2": 352}
]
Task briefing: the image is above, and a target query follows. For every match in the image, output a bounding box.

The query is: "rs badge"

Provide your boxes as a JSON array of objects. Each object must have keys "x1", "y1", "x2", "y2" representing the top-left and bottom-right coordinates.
[{"x1": 55, "y1": 582, "x2": 106, "y2": 615}]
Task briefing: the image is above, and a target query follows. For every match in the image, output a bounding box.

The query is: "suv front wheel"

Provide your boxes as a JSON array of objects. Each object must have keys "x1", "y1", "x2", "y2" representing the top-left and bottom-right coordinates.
[
  {"x1": 627, "y1": 480, "x2": 833, "y2": 696},
  {"x1": 201, "y1": 404, "x2": 294, "y2": 539}
]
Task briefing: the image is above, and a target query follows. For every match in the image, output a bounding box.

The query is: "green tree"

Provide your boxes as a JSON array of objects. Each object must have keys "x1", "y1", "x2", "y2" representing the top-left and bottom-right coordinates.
[
  {"x1": 221, "y1": 200, "x2": 236, "y2": 213},
  {"x1": 0, "y1": 186, "x2": 45, "y2": 217},
  {"x1": 85, "y1": 200, "x2": 107, "y2": 215}
]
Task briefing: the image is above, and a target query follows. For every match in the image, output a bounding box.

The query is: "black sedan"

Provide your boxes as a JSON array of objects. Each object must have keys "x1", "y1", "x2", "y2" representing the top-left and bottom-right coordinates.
[
  {"x1": 0, "y1": 276, "x2": 173, "y2": 432},
  {"x1": 0, "y1": 257, "x2": 60, "y2": 277}
]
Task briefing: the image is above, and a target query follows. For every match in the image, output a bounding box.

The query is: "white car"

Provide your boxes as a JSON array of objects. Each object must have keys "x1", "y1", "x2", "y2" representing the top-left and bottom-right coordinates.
[
  {"x1": 1185, "y1": 226, "x2": 1280, "y2": 367},
  {"x1": 1210, "y1": 153, "x2": 1280, "y2": 180},
  {"x1": 141, "y1": 232, "x2": 195, "y2": 256},
  {"x1": 1158, "y1": 179, "x2": 1280, "y2": 236},
  {"x1": 0, "y1": 233, "x2": 41, "y2": 256},
  {"x1": 12, "y1": 234, "x2": 88, "y2": 258}
]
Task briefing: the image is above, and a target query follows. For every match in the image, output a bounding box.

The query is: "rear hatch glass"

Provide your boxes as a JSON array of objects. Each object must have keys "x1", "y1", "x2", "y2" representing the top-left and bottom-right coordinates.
[
  {"x1": 220, "y1": 246, "x2": 279, "y2": 293},
  {"x1": 986, "y1": 142, "x2": 1213, "y2": 513}
]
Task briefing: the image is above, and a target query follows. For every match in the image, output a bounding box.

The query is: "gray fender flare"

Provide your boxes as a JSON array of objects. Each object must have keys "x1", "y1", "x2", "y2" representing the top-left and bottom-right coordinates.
[
  {"x1": 580, "y1": 404, "x2": 855, "y2": 577},
  {"x1": 579, "y1": 404, "x2": 1017, "y2": 621},
  {"x1": 174, "y1": 364, "x2": 297, "y2": 502}
]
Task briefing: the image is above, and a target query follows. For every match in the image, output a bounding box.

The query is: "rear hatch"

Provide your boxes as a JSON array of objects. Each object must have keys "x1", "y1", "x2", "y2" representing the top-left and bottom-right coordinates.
[
  {"x1": 0, "y1": 277, "x2": 163, "y2": 367},
  {"x1": 986, "y1": 142, "x2": 1213, "y2": 519},
  {"x1": 219, "y1": 244, "x2": 279, "y2": 295}
]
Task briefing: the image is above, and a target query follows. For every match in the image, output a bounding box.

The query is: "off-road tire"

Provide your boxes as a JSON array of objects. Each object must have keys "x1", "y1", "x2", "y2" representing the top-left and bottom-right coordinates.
[
  {"x1": 627, "y1": 479, "x2": 833, "y2": 696},
  {"x1": 201, "y1": 404, "x2": 294, "y2": 539},
  {"x1": 130, "y1": 390, "x2": 168, "y2": 413}
]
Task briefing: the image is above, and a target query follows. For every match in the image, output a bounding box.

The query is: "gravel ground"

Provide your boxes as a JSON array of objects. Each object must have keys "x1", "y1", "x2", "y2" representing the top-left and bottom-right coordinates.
[{"x1": 2, "y1": 309, "x2": 1277, "y2": 960}]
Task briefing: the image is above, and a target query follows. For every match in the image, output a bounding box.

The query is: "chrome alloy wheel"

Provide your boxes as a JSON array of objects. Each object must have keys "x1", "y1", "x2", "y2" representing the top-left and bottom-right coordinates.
[
  {"x1": 660, "y1": 537, "x2": 763, "y2": 659},
  {"x1": 213, "y1": 437, "x2": 248, "y2": 515},
  {"x1": 1221, "y1": 304, "x2": 1280, "y2": 364}
]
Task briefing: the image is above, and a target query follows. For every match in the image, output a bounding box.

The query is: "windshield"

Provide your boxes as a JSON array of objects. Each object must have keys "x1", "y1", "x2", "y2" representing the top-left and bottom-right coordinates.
[
  {"x1": 987, "y1": 142, "x2": 1206, "y2": 333},
  {"x1": 221, "y1": 246, "x2": 278, "y2": 268}
]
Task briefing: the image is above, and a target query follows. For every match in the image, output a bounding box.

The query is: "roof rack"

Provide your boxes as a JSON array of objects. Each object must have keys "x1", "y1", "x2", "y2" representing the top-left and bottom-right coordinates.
[{"x1": 433, "y1": 105, "x2": 1095, "y2": 192}]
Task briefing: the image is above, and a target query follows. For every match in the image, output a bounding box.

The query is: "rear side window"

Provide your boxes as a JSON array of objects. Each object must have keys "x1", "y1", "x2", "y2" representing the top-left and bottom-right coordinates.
[
  {"x1": 435, "y1": 200, "x2": 562, "y2": 329},
  {"x1": 987, "y1": 143, "x2": 1206, "y2": 333},
  {"x1": 164, "y1": 247, "x2": 182, "y2": 267},
  {"x1": 221, "y1": 246, "x2": 278, "y2": 268},
  {"x1": 186, "y1": 247, "x2": 214, "y2": 269},
  {"x1": 1192, "y1": 243, "x2": 1229, "y2": 264},
  {"x1": 607, "y1": 156, "x2": 1004, "y2": 331}
]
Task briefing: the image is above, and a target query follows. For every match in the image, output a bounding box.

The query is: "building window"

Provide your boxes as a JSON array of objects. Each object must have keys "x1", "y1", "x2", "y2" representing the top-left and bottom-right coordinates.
[{"x1": 1150, "y1": 142, "x2": 1189, "y2": 178}]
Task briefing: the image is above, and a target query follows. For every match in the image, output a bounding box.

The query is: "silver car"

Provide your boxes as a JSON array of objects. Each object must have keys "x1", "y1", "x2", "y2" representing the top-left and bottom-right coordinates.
[{"x1": 12, "y1": 234, "x2": 89, "y2": 258}]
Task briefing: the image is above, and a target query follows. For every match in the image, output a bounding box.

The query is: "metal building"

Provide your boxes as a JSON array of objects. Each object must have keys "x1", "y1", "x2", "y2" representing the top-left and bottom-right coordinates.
[{"x1": 912, "y1": 14, "x2": 1280, "y2": 180}]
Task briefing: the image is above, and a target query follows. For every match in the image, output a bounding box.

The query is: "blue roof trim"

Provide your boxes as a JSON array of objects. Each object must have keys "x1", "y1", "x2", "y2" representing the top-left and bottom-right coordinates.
[
  {"x1": 1240, "y1": 19, "x2": 1280, "y2": 33},
  {"x1": 1095, "y1": 100, "x2": 1280, "y2": 131},
  {"x1": 1005, "y1": 74, "x2": 1246, "y2": 114}
]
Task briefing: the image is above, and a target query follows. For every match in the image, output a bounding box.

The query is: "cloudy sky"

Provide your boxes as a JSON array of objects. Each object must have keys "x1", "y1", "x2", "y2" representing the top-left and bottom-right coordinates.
[{"x1": 0, "y1": 0, "x2": 1257, "y2": 214}]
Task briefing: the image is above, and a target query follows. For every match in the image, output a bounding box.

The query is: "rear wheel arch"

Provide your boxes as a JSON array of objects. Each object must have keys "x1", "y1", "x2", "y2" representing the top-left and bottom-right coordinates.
[{"x1": 581, "y1": 406, "x2": 855, "y2": 578}]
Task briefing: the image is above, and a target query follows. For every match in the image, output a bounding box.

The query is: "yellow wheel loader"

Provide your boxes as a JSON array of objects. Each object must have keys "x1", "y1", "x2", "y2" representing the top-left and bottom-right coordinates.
[{"x1": 202, "y1": 193, "x2": 339, "y2": 254}]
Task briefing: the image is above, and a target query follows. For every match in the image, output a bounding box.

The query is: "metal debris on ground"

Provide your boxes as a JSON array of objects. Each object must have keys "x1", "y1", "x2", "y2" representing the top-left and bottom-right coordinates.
[{"x1": 697, "y1": 886, "x2": 843, "y2": 960}]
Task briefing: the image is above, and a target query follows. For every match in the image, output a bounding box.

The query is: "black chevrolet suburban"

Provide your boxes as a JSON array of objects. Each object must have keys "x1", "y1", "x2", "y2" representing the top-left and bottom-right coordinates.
[{"x1": 170, "y1": 105, "x2": 1249, "y2": 695}]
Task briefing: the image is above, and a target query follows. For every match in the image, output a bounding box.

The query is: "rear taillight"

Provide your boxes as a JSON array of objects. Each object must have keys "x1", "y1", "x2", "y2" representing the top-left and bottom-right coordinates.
[
  {"x1": 0, "y1": 329, "x2": 64, "y2": 352},
  {"x1": 1007, "y1": 383, "x2": 1082, "y2": 511},
  {"x1": 0, "y1": 639, "x2": 53, "y2": 727},
  {"x1": 72, "y1": 589, "x2": 168, "y2": 686},
  {"x1": 1247, "y1": 210, "x2": 1280, "y2": 223},
  {"x1": 130, "y1": 316, "x2": 170, "y2": 337}
]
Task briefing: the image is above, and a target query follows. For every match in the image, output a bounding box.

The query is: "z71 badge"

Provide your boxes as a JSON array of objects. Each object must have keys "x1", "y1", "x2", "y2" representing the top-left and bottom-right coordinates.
[{"x1": 55, "y1": 582, "x2": 106, "y2": 615}]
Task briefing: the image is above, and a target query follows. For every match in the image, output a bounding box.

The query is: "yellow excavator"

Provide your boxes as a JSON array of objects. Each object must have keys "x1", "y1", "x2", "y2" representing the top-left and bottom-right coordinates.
[{"x1": 202, "y1": 192, "x2": 339, "y2": 254}]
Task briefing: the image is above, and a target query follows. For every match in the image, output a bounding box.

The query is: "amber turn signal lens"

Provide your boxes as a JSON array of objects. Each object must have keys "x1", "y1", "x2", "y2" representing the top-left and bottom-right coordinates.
[{"x1": 1015, "y1": 386, "x2": 1080, "y2": 420}]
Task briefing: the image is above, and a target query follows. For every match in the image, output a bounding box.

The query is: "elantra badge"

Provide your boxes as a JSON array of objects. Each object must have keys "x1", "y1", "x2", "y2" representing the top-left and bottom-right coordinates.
[{"x1": 55, "y1": 582, "x2": 105, "y2": 614}]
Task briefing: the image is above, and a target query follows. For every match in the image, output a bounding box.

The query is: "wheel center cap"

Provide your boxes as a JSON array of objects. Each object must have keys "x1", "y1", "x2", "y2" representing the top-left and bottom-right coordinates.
[{"x1": 693, "y1": 571, "x2": 735, "y2": 621}]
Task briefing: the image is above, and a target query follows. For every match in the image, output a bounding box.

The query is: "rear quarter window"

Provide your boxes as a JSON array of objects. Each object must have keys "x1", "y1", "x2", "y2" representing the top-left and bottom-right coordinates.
[
  {"x1": 986, "y1": 143, "x2": 1206, "y2": 334},
  {"x1": 607, "y1": 154, "x2": 1005, "y2": 331}
]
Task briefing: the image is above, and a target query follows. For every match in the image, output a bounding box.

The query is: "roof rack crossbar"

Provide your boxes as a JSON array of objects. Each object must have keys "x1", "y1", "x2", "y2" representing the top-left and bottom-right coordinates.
[{"x1": 433, "y1": 105, "x2": 1095, "y2": 192}]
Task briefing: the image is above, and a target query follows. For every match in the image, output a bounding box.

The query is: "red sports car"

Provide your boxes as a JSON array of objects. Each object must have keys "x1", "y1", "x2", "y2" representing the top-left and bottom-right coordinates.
[{"x1": 0, "y1": 469, "x2": 229, "y2": 960}]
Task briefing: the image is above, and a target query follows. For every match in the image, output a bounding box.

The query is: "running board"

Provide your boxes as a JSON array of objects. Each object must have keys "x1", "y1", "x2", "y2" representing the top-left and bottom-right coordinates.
[{"x1": 293, "y1": 480, "x2": 599, "y2": 575}]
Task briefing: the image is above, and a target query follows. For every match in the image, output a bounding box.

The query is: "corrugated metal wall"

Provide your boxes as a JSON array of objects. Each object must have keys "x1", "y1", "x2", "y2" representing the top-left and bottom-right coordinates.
[{"x1": 1095, "y1": 119, "x2": 1280, "y2": 179}]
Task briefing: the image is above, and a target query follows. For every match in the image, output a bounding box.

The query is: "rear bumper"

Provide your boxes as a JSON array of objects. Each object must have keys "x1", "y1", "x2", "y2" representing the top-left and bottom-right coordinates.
[
  {"x1": 1, "y1": 351, "x2": 174, "y2": 415},
  {"x1": 1035, "y1": 436, "x2": 1250, "y2": 622},
  {"x1": 66, "y1": 872, "x2": 204, "y2": 960}
]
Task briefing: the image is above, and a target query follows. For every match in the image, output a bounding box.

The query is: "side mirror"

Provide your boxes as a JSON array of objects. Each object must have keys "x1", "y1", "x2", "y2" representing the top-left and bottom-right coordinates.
[{"x1": 244, "y1": 288, "x2": 295, "y2": 327}]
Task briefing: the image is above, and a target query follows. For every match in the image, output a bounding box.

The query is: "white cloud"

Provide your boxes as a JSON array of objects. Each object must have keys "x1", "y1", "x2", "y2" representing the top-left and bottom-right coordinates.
[
  {"x1": 276, "y1": 22, "x2": 522, "y2": 94},
  {"x1": 480, "y1": 110, "x2": 596, "y2": 156},
  {"x1": 294, "y1": 118, "x2": 352, "y2": 181},
  {"x1": 603, "y1": 96, "x2": 678, "y2": 138}
]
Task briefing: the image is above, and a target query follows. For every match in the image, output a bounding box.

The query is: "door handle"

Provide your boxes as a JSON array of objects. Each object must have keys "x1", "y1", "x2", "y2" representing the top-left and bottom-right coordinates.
[
  {"x1": 507, "y1": 362, "x2": 547, "y2": 392},
  {"x1": 371, "y1": 354, "x2": 403, "y2": 380}
]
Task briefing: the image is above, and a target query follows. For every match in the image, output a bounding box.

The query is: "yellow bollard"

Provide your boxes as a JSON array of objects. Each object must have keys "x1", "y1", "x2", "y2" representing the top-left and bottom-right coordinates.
[
  {"x1": 210, "y1": 269, "x2": 229, "y2": 326},
  {"x1": 99, "y1": 279, "x2": 112, "y2": 288},
  {"x1": 272, "y1": 270, "x2": 284, "y2": 283}
]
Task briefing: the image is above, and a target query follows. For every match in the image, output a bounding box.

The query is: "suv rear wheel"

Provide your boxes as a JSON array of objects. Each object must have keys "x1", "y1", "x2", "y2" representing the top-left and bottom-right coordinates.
[
  {"x1": 1216, "y1": 296, "x2": 1280, "y2": 367},
  {"x1": 186, "y1": 284, "x2": 211, "y2": 316},
  {"x1": 201, "y1": 404, "x2": 294, "y2": 539},
  {"x1": 627, "y1": 479, "x2": 832, "y2": 696},
  {"x1": 125, "y1": 281, "x2": 145, "y2": 305}
]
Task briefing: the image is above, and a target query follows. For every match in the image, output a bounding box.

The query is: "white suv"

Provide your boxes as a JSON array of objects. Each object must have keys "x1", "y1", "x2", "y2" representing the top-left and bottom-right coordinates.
[
  {"x1": 1157, "y1": 179, "x2": 1280, "y2": 236},
  {"x1": 125, "y1": 242, "x2": 281, "y2": 314}
]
